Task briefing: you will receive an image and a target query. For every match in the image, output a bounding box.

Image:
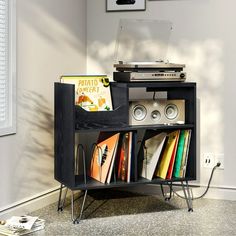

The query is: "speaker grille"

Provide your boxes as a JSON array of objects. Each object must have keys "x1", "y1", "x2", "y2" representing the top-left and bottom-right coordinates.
[
  {"x1": 164, "y1": 104, "x2": 178, "y2": 120},
  {"x1": 151, "y1": 110, "x2": 161, "y2": 121},
  {"x1": 129, "y1": 99, "x2": 185, "y2": 126},
  {"x1": 132, "y1": 104, "x2": 147, "y2": 121}
]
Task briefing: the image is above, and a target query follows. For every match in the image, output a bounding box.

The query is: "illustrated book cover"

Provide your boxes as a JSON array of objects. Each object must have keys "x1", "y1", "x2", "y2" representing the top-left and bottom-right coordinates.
[
  {"x1": 166, "y1": 130, "x2": 180, "y2": 179},
  {"x1": 5, "y1": 216, "x2": 38, "y2": 230},
  {"x1": 179, "y1": 129, "x2": 192, "y2": 178},
  {"x1": 126, "y1": 132, "x2": 133, "y2": 183},
  {"x1": 156, "y1": 130, "x2": 180, "y2": 179},
  {"x1": 106, "y1": 135, "x2": 120, "y2": 184},
  {"x1": 172, "y1": 130, "x2": 186, "y2": 178},
  {"x1": 141, "y1": 132, "x2": 167, "y2": 180},
  {"x1": 90, "y1": 132, "x2": 120, "y2": 183},
  {"x1": 0, "y1": 218, "x2": 45, "y2": 236},
  {"x1": 117, "y1": 132, "x2": 132, "y2": 182},
  {"x1": 60, "y1": 75, "x2": 113, "y2": 111}
]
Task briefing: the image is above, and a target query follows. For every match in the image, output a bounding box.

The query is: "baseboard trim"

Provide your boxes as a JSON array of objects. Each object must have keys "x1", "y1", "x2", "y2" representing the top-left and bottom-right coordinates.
[
  {"x1": 0, "y1": 186, "x2": 65, "y2": 219},
  {"x1": 192, "y1": 185, "x2": 236, "y2": 200},
  {"x1": 122, "y1": 184, "x2": 236, "y2": 201},
  {"x1": 0, "y1": 183, "x2": 235, "y2": 220},
  {"x1": 172, "y1": 183, "x2": 236, "y2": 200}
]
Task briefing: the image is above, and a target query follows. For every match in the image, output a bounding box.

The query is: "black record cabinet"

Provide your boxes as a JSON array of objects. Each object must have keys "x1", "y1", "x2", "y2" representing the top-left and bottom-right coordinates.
[{"x1": 54, "y1": 81, "x2": 196, "y2": 223}]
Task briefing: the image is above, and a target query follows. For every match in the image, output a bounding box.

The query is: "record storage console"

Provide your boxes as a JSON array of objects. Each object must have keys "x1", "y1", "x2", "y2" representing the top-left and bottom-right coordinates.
[{"x1": 54, "y1": 81, "x2": 197, "y2": 223}]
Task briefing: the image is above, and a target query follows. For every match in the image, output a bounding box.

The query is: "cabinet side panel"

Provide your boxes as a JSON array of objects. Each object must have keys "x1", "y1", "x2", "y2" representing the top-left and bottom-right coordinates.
[
  {"x1": 54, "y1": 83, "x2": 75, "y2": 187},
  {"x1": 185, "y1": 85, "x2": 197, "y2": 180}
]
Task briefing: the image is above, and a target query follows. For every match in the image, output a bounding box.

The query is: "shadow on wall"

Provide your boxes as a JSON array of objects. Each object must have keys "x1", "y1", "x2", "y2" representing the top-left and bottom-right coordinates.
[
  {"x1": 168, "y1": 39, "x2": 224, "y2": 155},
  {"x1": 88, "y1": 37, "x2": 224, "y2": 152},
  {"x1": 88, "y1": 37, "x2": 225, "y2": 185},
  {"x1": 87, "y1": 39, "x2": 169, "y2": 76},
  {"x1": 88, "y1": 41, "x2": 117, "y2": 76},
  {"x1": 13, "y1": 90, "x2": 54, "y2": 199},
  {"x1": 17, "y1": 0, "x2": 85, "y2": 52}
]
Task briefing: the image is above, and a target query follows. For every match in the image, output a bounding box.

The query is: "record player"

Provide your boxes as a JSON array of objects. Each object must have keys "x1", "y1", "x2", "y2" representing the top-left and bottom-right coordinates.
[
  {"x1": 113, "y1": 19, "x2": 186, "y2": 82},
  {"x1": 114, "y1": 61, "x2": 186, "y2": 82}
]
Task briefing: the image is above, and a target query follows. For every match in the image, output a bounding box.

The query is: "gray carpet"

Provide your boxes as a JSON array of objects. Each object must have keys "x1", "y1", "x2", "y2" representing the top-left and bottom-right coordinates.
[{"x1": 31, "y1": 189, "x2": 236, "y2": 236}]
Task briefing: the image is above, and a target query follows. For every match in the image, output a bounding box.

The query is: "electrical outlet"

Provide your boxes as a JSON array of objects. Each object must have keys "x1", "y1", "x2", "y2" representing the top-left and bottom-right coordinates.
[
  {"x1": 215, "y1": 153, "x2": 224, "y2": 169},
  {"x1": 203, "y1": 153, "x2": 215, "y2": 168}
]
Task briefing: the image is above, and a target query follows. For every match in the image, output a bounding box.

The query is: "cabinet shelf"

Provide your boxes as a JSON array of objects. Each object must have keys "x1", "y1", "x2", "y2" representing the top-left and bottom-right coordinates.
[
  {"x1": 55, "y1": 81, "x2": 197, "y2": 220},
  {"x1": 76, "y1": 123, "x2": 195, "y2": 133},
  {"x1": 71, "y1": 175, "x2": 195, "y2": 191},
  {"x1": 54, "y1": 81, "x2": 196, "y2": 190}
]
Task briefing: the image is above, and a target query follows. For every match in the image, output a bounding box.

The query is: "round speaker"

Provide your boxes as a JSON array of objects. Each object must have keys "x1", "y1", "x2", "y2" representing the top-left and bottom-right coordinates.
[
  {"x1": 151, "y1": 110, "x2": 161, "y2": 121},
  {"x1": 132, "y1": 104, "x2": 147, "y2": 121},
  {"x1": 165, "y1": 104, "x2": 178, "y2": 120}
]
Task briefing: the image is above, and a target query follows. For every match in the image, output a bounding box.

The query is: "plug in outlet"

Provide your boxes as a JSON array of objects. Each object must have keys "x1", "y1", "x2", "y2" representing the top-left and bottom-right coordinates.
[
  {"x1": 215, "y1": 153, "x2": 224, "y2": 169},
  {"x1": 203, "y1": 153, "x2": 215, "y2": 168}
]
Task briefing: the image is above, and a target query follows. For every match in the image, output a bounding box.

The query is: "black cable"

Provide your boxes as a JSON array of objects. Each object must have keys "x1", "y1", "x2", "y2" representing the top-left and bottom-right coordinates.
[
  {"x1": 172, "y1": 162, "x2": 221, "y2": 200},
  {"x1": 153, "y1": 91, "x2": 156, "y2": 101}
]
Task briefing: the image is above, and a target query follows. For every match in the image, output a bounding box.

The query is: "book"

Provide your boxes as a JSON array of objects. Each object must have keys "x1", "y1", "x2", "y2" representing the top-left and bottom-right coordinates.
[
  {"x1": 172, "y1": 130, "x2": 186, "y2": 178},
  {"x1": 156, "y1": 130, "x2": 180, "y2": 179},
  {"x1": 179, "y1": 129, "x2": 192, "y2": 178},
  {"x1": 140, "y1": 132, "x2": 167, "y2": 180},
  {"x1": 117, "y1": 132, "x2": 131, "y2": 182},
  {"x1": 127, "y1": 132, "x2": 133, "y2": 183},
  {"x1": 117, "y1": 134, "x2": 126, "y2": 181},
  {"x1": 60, "y1": 75, "x2": 113, "y2": 111},
  {"x1": 90, "y1": 132, "x2": 120, "y2": 183},
  {"x1": 106, "y1": 137, "x2": 119, "y2": 184},
  {"x1": 5, "y1": 216, "x2": 38, "y2": 230},
  {"x1": 0, "y1": 217, "x2": 45, "y2": 236},
  {"x1": 130, "y1": 131, "x2": 136, "y2": 181},
  {"x1": 166, "y1": 130, "x2": 180, "y2": 179}
]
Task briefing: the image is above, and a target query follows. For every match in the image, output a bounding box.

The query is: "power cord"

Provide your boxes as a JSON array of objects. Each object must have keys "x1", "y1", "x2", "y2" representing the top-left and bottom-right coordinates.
[{"x1": 172, "y1": 162, "x2": 221, "y2": 200}]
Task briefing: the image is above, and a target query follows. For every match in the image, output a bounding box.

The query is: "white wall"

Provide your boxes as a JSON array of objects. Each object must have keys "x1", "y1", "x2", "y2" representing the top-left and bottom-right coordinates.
[
  {"x1": 0, "y1": 0, "x2": 87, "y2": 210},
  {"x1": 87, "y1": 0, "x2": 236, "y2": 197},
  {"x1": 1, "y1": 0, "x2": 235, "y2": 212}
]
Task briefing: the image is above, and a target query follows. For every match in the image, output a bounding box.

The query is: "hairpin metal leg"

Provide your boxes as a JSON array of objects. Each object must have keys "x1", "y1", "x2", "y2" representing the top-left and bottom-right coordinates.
[
  {"x1": 71, "y1": 190, "x2": 75, "y2": 222},
  {"x1": 185, "y1": 181, "x2": 193, "y2": 211},
  {"x1": 160, "y1": 183, "x2": 173, "y2": 201},
  {"x1": 71, "y1": 190, "x2": 88, "y2": 224},
  {"x1": 58, "y1": 184, "x2": 68, "y2": 211},
  {"x1": 57, "y1": 184, "x2": 63, "y2": 211},
  {"x1": 61, "y1": 187, "x2": 68, "y2": 210},
  {"x1": 181, "y1": 181, "x2": 193, "y2": 212}
]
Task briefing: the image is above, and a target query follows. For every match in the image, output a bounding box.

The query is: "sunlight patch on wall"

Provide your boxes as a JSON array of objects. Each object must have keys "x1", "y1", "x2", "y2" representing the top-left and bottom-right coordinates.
[
  {"x1": 18, "y1": 0, "x2": 85, "y2": 53},
  {"x1": 87, "y1": 41, "x2": 117, "y2": 76},
  {"x1": 168, "y1": 39, "x2": 224, "y2": 152},
  {"x1": 88, "y1": 38, "x2": 224, "y2": 157},
  {"x1": 168, "y1": 39, "x2": 224, "y2": 184}
]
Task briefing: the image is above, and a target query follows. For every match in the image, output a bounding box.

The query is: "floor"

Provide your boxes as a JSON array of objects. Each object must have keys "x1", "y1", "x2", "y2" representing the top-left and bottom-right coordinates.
[{"x1": 31, "y1": 188, "x2": 236, "y2": 236}]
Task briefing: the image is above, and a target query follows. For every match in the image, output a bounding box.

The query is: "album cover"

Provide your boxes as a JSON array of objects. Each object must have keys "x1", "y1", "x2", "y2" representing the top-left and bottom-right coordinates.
[
  {"x1": 5, "y1": 216, "x2": 38, "y2": 230},
  {"x1": 166, "y1": 130, "x2": 180, "y2": 179},
  {"x1": 172, "y1": 130, "x2": 186, "y2": 178},
  {"x1": 60, "y1": 75, "x2": 113, "y2": 111},
  {"x1": 90, "y1": 132, "x2": 120, "y2": 183},
  {"x1": 141, "y1": 132, "x2": 167, "y2": 180},
  {"x1": 156, "y1": 130, "x2": 180, "y2": 179},
  {"x1": 179, "y1": 130, "x2": 192, "y2": 178},
  {"x1": 117, "y1": 132, "x2": 132, "y2": 182}
]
